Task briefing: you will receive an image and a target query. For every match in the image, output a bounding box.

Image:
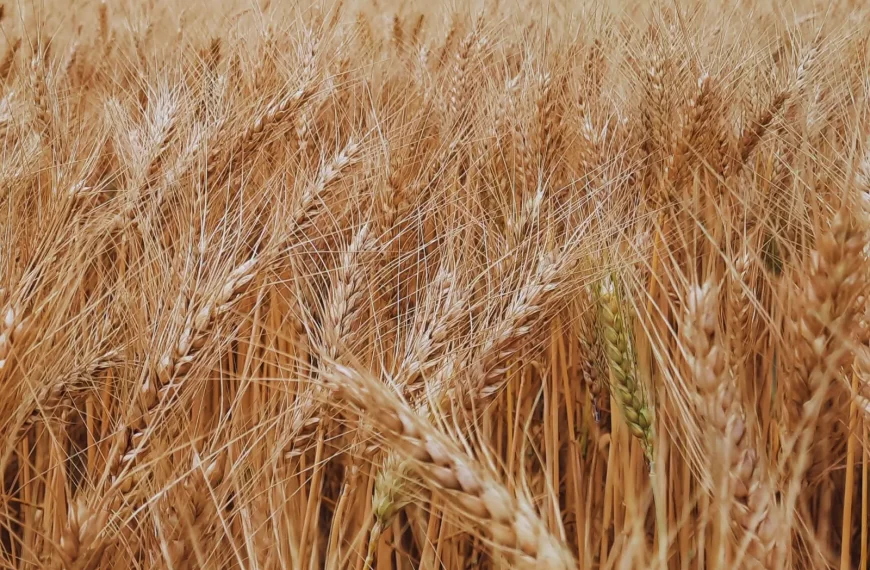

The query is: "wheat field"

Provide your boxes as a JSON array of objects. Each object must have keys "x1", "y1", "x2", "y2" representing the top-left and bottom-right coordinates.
[{"x1": 0, "y1": 0, "x2": 869, "y2": 568}]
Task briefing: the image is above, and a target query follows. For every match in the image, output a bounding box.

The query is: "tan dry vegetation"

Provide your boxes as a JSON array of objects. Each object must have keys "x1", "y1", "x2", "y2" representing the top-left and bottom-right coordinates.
[{"x1": 1, "y1": 0, "x2": 870, "y2": 568}]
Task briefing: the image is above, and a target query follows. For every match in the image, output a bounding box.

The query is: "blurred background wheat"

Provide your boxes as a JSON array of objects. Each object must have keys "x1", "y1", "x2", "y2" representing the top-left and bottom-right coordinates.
[{"x1": 1, "y1": 0, "x2": 869, "y2": 568}]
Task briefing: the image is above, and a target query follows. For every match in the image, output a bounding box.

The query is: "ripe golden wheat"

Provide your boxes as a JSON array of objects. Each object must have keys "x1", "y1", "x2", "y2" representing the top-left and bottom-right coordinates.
[{"x1": 1, "y1": 0, "x2": 869, "y2": 568}]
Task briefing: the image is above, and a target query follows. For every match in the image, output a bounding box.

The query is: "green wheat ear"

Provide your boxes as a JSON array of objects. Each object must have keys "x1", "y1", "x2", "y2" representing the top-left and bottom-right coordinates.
[{"x1": 595, "y1": 275, "x2": 654, "y2": 462}]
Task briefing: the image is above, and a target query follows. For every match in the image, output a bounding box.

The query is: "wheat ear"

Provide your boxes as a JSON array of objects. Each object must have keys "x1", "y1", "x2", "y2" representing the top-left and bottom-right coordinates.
[
  {"x1": 684, "y1": 282, "x2": 782, "y2": 565},
  {"x1": 111, "y1": 257, "x2": 258, "y2": 481},
  {"x1": 326, "y1": 360, "x2": 576, "y2": 570},
  {"x1": 786, "y1": 211, "x2": 867, "y2": 502},
  {"x1": 597, "y1": 275, "x2": 654, "y2": 461}
]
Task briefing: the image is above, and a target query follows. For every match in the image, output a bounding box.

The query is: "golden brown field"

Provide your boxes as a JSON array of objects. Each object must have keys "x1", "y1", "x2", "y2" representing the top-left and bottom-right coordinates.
[{"x1": 1, "y1": 0, "x2": 869, "y2": 568}]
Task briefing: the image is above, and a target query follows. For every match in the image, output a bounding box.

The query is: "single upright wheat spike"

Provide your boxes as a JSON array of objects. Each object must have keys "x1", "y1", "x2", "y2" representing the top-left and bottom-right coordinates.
[
  {"x1": 326, "y1": 360, "x2": 576, "y2": 570},
  {"x1": 667, "y1": 73, "x2": 716, "y2": 189},
  {"x1": 376, "y1": 152, "x2": 411, "y2": 239},
  {"x1": 535, "y1": 71, "x2": 565, "y2": 175},
  {"x1": 320, "y1": 222, "x2": 376, "y2": 360},
  {"x1": 30, "y1": 45, "x2": 51, "y2": 135},
  {"x1": 597, "y1": 276, "x2": 654, "y2": 460},
  {"x1": 448, "y1": 29, "x2": 476, "y2": 119},
  {"x1": 683, "y1": 281, "x2": 782, "y2": 565},
  {"x1": 640, "y1": 46, "x2": 669, "y2": 177},
  {"x1": 728, "y1": 247, "x2": 757, "y2": 383},
  {"x1": 788, "y1": 211, "x2": 867, "y2": 485},
  {"x1": 98, "y1": 0, "x2": 110, "y2": 46},
  {"x1": 513, "y1": 102, "x2": 535, "y2": 201}
]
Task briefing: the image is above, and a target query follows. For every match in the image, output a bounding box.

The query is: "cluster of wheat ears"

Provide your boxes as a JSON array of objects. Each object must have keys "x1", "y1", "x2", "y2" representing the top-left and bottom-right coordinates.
[{"x1": 1, "y1": 0, "x2": 870, "y2": 568}]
